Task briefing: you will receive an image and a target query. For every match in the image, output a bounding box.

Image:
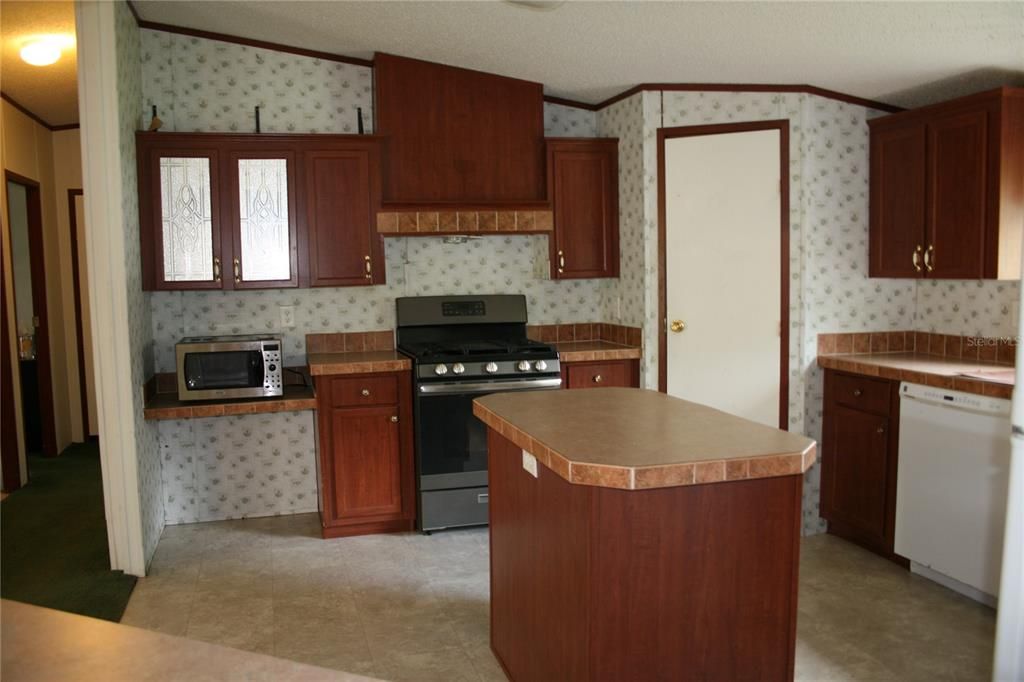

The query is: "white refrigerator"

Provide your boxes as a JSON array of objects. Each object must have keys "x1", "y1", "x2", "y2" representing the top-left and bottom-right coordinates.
[{"x1": 994, "y1": 294, "x2": 1024, "y2": 680}]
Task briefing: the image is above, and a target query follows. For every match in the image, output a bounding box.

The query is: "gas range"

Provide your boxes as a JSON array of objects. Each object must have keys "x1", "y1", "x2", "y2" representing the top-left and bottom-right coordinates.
[
  {"x1": 400, "y1": 338, "x2": 560, "y2": 382},
  {"x1": 395, "y1": 294, "x2": 563, "y2": 532}
]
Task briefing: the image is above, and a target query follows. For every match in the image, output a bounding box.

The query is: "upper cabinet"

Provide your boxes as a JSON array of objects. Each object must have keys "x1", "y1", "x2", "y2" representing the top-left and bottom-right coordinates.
[
  {"x1": 868, "y1": 87, "x2": 1024, "y2": 280},
  {"x1": 137, "y1": 133, "x2": 384, "y2": 291},
  {"x1": 374, "y1": 53, "x2": 546, "y2": 207},
  {"x1": 547, "y1": 139, "x2": 620, "y2": 279},
  {"x1": 305, "y1": 143, "x2": 384, "y2": 286}
]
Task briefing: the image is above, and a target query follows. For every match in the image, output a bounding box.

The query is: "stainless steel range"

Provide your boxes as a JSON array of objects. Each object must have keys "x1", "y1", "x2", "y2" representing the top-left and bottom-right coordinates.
[{"x1": 396, "y1": 295, "x2": 561, "y2": 532}]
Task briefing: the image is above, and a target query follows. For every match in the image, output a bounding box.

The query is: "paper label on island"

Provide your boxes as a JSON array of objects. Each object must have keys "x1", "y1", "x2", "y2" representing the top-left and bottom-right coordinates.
[{"x1": 522, "y1": 450, "x2": 538, "y2": 478}]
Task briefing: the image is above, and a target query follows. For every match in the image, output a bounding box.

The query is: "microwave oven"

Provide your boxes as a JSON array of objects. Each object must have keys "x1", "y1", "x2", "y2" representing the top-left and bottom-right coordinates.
[{"x1": 176, "y1": 335, "x2": 283, "y2": 401}]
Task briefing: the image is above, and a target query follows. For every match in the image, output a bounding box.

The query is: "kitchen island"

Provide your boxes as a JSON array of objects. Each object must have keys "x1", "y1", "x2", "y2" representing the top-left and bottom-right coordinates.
[{"x1": 473, "y1": 388, "x2": 816, "y2": 682}]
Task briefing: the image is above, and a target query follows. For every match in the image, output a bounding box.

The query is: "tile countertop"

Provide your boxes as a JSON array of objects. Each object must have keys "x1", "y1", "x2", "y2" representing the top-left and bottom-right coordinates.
[
  {"x1": 144, "y1": 384, "x2": 317, "y2": 420},
  {"x1": 307, "y1": 350, "x2": 412, "y2": 376},
  {"x1": 0, "y1": 599, "x2": 380, "y2": 682},
  {"x1": 817, "y1": 352, "x2": 1015, "y2": 400},
  {"x1": 554, "y1": 340, "x2": 641, "y2": 362},
  {"x1": 473, "y1": 387, "x2": 816, "y2": 491}
]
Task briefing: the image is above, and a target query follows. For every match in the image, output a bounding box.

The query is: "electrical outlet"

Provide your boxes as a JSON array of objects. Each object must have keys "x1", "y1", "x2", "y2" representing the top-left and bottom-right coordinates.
[
  {"x1": 522, "y1": 450, "x2": 538, "y2": 478},
  {"x1": 279, "y1": 305, "x2": 296, "y2": 329}
]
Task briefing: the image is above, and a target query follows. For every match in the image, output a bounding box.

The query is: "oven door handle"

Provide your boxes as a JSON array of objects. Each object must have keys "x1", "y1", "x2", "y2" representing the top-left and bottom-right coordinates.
[{"x1": 418, "y1": 378, "x2": 563, "y2": 395}]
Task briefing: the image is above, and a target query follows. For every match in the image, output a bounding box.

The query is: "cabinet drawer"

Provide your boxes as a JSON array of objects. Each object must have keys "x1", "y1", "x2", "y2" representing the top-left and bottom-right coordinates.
[
  {"x1": 831, "y1": 373, "x2": 891, "y2": 415},
  {"x1": 329, "y1": 375, "x2": 399, "y2": 407},
  {"x1": 565, "y1": 361, "x2": 631, "y2": 389}
]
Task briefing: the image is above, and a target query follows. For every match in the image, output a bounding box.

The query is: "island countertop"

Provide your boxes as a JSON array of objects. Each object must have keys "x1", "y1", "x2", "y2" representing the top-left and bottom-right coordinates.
[{"x1": 473, "y1": 387, "x2": 815, "y2": 490}]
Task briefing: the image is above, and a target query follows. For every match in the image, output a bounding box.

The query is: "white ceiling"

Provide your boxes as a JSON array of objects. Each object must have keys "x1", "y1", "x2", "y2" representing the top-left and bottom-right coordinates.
[
  {"x1": 133, "y1": 0, "x2": 1024, "y2": 108},
  {"x1": 0, "y1": 1, "x2": 78, "y2": 127}
]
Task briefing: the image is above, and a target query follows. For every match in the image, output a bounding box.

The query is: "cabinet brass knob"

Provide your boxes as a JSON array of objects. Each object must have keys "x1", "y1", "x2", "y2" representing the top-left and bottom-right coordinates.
[
  {"x1": 390, "y1": 415, "x2": 399, "y2": 423},
  {"x1": 853, "y1": 389, "x2": 862, "y2": 397},
  {"x1": 670, "y1": 320, "x2": 685, "y2": 333},
  {"x1": 593, "y1": 374, "x2": 603, "y2": 383},
  {"x1": 877, "y1": 426, "x2": 885, "y2": 434},
  {"x1": 361, "y1": 388, "x2": 370, "y2": 397}
]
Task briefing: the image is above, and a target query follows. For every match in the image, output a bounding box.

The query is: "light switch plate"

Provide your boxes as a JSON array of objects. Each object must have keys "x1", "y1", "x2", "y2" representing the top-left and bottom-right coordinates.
[
  {"x1": 522, "y1": 450, "x2": 538, "y2": 478},
  {"x1": 279, "y1": 305, "x2": 296, "y2": 329}
]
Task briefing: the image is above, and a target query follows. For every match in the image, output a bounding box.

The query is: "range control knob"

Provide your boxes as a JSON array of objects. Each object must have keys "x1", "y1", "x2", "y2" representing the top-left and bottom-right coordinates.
[
  {"x1": 535, "y1": 360, "x2": 548, "y2": 371},
  {"x1": 452, "y1": 362, "x2": 466, "y2": 375},
  {"x1": 516, "y1": 360, "x2": 531, "y2": 372},
  {"x1": 434, "y1": 364, "x2": 449, "y2": 376},
  {"x1": 268, "y1": 364, "x2": 277, "y2": 372},
  {"x1": 484, "y1": 362, "x2": 499, "y2": 374}
]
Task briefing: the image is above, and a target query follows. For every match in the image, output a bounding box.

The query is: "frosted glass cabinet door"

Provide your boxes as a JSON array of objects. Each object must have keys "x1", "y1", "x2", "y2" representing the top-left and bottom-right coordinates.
[
  {"x1": 236, "y1": 157, "x2": 294, "y2": 284},
  {"x1": 159, "y1": 156, "x2": 216, "y2": 282}
]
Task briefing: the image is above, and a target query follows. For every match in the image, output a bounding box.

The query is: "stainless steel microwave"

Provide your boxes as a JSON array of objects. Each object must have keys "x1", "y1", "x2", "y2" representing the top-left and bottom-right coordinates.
[{"x1": 176, "y1": 335, "x2": 283, "y2": 401}]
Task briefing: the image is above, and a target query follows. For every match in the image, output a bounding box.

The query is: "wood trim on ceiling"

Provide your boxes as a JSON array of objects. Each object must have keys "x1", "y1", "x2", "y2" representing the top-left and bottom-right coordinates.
[
  {"x1": 656, "y1": 120, "x2": 791, "y2": 431},
  {"x1": 129, "y1": 3, "x2": 373, "y2": 68},
  {"x1": 542, "y1": 95, "x2": 601, "y2": 112},
  {"x1": 124, "y1": 5, "x2": 902, "y2": 114},
  {"x1": 595, "y1": 83, "x2": 903, "y2": 113},
  {"x1": 0, "y1": 92, "x2": 79, "y2": 131},
  {"x1": 124, "y1": 3, "x2": 901, "y2": 114}
]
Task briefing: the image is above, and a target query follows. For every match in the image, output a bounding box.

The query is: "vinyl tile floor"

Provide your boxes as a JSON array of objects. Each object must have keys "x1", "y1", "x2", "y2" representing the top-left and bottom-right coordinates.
[{"x1": 121, "y1": 513, "x2": 995, "y2": 681}]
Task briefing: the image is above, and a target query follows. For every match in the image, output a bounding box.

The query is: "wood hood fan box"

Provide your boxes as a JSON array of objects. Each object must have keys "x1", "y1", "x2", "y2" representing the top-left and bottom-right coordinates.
[{"x1": 373, "y1": 53, "x2": 552, "y2": 233}]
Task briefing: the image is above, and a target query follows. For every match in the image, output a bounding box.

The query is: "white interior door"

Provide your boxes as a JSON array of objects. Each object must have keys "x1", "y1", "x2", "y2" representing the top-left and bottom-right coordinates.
[{"x1": 664, "y1": 129, "x2": 782, "y2": 427}]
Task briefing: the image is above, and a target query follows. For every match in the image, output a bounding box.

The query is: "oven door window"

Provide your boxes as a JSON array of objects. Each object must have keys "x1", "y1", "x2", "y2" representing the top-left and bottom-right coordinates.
[
  {"x1": 184, "y1": 351, "x2": 264, "y2": 390},
  {"x1": 417, "y1": 392, "x2": 489, "y2": 477}
]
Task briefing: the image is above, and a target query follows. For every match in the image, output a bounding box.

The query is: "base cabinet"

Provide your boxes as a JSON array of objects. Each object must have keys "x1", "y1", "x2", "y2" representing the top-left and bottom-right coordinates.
[
  {"x1": 314, "y1": 371, "x2": 415, "y2": 537},
  {"x1": 820, "y1": 369, "x2": 902, "y2": 560},
  {"x1": 561, "y1": 359, "x2": 639, "y2": 389}
]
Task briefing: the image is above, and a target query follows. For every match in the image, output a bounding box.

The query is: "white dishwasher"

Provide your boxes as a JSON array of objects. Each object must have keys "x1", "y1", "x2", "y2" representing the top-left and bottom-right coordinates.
[{"x1": 895, "y1": 382, "x2": 1012, "y2": 606}]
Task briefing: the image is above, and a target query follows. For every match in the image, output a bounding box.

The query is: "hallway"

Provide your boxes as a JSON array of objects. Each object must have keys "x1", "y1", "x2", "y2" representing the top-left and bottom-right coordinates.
[{"x1": 1, "y1": 442, "x2": 135, "y2": 621}]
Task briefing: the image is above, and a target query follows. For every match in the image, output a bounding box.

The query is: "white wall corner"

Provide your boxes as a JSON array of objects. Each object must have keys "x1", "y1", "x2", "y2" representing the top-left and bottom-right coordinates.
[{"x1": 74, "y1": 0, "x2": 148, "y2": 577}]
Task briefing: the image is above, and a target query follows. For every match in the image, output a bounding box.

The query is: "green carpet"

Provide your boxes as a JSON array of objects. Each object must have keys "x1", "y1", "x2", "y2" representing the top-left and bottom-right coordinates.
[{"x1": 1, "y1": 441, "x2": 136, "y2": 621}]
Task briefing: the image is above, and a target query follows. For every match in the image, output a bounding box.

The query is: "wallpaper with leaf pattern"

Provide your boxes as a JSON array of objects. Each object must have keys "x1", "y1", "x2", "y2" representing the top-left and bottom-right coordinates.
[
  {"x1": 141, "y1": 28, "x2": 605, "y2": 523},
  {"x1": 139, "y1": 27, "x2": 1017, "y2": 533},
  {"x1": 159, "y1": 412, "x2": 317, "y2": 523}
]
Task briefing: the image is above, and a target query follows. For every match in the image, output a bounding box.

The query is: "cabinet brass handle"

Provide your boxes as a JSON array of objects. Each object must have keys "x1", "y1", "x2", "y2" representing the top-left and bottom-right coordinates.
[
  {"x1": 593, "y1": 374, "x2": 603, "y2": 384},
  {"x1": 557, "y1": 250, "x2": 565, "y2": 274},
  {"x1": 853, "y1": 389, "x2": 862, "y2": 397},
  {"x1": 213, "y1": 257, "x2": 222, "y2": 282},
  {"x1": 364, "y1": 255, "x2": 372, "y2": 280},
  {"x1": 390, "y1": 415, "x2": 399, "y2": 423},
  {"x1": 912, "y1": 245, "x2": 922, "y2": 272},
  {"x1": 361, "y1": 388, "x2": 370, "y2": 397},
  {"x1": 233, "y1": 258, "x2": 241, "y2": 283},
  {"x1": 924, "y1": 245, "x2": 934, "y2": 272}
]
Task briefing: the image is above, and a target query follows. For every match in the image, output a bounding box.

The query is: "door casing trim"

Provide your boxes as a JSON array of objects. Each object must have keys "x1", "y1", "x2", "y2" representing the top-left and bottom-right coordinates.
[{"x1": 656, "y1": 120, "x2": 790, "y2": 430}]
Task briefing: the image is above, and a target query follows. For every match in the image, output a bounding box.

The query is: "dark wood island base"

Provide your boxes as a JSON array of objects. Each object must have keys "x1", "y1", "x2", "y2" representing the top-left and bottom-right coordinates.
[{"x1": 475, "y1": 388, "x2": 816, "y2": 682}]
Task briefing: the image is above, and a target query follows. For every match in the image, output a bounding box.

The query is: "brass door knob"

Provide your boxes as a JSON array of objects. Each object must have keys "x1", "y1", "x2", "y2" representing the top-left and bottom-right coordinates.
[{"x1": 670, "y1": 320, "x2": 685, "y2": 333}]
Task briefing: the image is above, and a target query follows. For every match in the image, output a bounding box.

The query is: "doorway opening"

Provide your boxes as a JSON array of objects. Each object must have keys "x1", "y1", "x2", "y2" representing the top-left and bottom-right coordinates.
[
  {"x1": 656, "y1": 120, "x2": 790, "y2": 430},
  {"x1": 5, "y1": 172, "x2": 58, "y2": 461}
]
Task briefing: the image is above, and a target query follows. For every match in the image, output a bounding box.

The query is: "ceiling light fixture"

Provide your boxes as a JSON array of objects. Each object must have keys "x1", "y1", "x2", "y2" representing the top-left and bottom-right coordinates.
[{"x1": 20, "y1": 35, "x2": 73, "y2": 67}]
